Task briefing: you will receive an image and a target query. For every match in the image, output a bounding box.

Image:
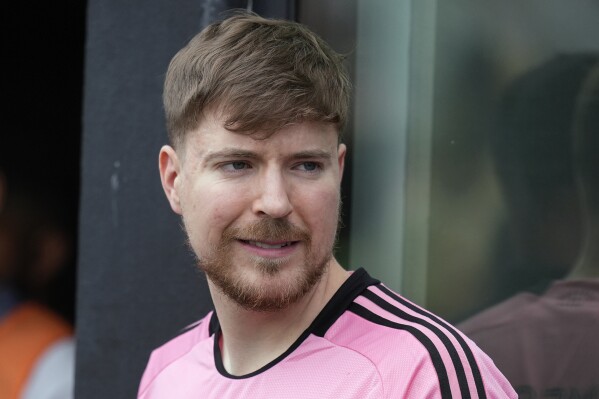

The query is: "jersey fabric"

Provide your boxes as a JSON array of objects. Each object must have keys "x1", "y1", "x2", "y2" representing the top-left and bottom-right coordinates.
[
  {"x1": 458, "y1": 278, "x2": 599, "y2": 398},
  {"x1": 138, "y1": 269, "x2": 516, "y2": 398}
]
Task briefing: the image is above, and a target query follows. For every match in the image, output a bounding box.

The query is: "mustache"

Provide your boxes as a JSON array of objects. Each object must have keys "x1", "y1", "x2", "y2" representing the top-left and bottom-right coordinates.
[{"x1": 222, "y1": 218, "x2": 311, "y2": 243}]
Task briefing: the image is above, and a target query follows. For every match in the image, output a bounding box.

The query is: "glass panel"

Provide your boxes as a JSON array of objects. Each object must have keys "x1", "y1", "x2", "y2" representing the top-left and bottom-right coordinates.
[
  {"x1": 350, "y1": 0, "x2": 413, "y2": 290},
  {"x1": 421, "y1": 1, "x2": 599, "y2": 396}
]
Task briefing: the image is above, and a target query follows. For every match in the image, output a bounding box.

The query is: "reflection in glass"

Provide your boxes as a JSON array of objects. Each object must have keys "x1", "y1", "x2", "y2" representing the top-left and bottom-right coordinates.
[{"x1": 459, "y1": 55, "x2": 599, "y2": 397}]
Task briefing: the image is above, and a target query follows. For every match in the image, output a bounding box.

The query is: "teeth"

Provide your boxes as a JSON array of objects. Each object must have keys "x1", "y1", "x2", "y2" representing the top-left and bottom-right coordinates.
[{"x1": 249, "y1": 241, "x2": 290, "y2": 249}]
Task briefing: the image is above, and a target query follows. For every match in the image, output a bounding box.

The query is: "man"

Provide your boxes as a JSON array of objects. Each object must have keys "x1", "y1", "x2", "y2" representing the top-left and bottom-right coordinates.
[{"x1": 138, "y1": 12, "x2": 515, "y2": 398}]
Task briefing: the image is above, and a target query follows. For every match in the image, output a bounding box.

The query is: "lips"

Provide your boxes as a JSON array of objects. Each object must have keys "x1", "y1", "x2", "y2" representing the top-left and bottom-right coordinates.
[
  {"x1": 247, "y1": 241, "x2": 293, "y2": 249},
  {"x1": 223, "y1": 218, "x2": 310, "y2": 254},
  {"x1": 236, "y1": 239, "x2": 300, "y2": 257}
]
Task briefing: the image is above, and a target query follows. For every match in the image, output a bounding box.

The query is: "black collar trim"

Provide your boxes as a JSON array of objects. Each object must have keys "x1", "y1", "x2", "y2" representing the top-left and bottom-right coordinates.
[{"x1": 212, "y1": 268, "x2": 379, "y2": 379}]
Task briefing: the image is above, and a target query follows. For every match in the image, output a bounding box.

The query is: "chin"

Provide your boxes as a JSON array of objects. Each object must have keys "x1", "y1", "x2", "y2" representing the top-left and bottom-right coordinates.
[{"x1": 207, "y1": 255, "x2": 331, "y2": 312}]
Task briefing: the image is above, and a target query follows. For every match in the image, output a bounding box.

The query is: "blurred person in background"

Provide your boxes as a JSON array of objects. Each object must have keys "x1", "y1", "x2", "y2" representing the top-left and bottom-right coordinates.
[
  {"x1": 0, "y1": 150, "x2": 76, "y2": 398},
  {"x1": 459, "y1": 54, "x2": 599, "y2": 398}
]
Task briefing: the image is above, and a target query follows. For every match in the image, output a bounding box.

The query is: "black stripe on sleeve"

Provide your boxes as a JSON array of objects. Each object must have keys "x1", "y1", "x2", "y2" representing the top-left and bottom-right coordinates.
[
  {"x1": 375, "y1": 285, "x2": 487, "y2": 399},
  {"x1": 349, "y1": 303, "x2": 453, "y2": 399},
  {"x1": 362, "y1": 290, "x2": 471, "y2": 399}
]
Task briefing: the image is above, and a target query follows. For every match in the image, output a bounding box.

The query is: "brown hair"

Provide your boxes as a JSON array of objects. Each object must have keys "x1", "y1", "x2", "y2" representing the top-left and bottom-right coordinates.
[{"x1": 163, "y1": 11, "x2": 351, "y2": 148}]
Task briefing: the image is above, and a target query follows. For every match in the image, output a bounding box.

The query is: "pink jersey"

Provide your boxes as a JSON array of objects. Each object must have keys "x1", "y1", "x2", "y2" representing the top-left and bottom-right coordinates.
[{"x1": 138, "y1": 269, "x2": 516, "y2": 398}]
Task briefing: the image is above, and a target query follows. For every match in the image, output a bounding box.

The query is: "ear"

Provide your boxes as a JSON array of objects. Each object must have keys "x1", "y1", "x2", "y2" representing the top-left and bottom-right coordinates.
[
  {"x1": 337, "y1": 143, "x2": 347, "y2": 184},
  {"x1": 159, "y1": 145, "x2": 183, "y2": 215}
]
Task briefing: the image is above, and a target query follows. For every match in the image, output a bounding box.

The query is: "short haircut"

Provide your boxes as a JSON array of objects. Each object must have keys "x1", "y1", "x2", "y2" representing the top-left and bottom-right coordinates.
[{"x1": 163, "y1": 11, "x2": 351, "y2": 148}]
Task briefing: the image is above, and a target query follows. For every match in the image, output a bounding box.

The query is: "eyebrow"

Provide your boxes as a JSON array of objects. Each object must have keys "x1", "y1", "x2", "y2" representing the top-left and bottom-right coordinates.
[
  {"x1": 202, "y1": 149, "x2": 259, "y2": 164},
  {"x1": 202, "y1": 149, "x2": 333, "y2": 163},
  {"x1": 288, "y1": 150, "x2": 333, "y2": 160}
]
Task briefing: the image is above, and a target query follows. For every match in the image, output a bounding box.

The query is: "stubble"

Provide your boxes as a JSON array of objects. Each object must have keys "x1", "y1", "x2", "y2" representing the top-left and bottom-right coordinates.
[{"x1": 194, "y1": 217, "x2": 332, "y2": 312}]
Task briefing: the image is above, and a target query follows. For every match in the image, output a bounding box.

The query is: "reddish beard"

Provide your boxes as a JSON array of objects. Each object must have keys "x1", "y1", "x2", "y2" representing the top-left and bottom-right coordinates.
[{"x1": 196, "y1": 217, "x2": 331, "y2": 312}]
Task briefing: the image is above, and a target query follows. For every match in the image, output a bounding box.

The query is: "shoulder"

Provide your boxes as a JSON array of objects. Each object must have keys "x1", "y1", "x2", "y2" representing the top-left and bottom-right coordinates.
[
  {"x1": 457, "y1": 291, "x2": 539, "y2": 338},
  {"x1": 2, "y1": 301, "x2": 72, "y2": 338},
  {"x1": 138, "y1": 312, "x2": 215, "y2": 396},
  {"x1": 325, "y1": 283, "x2": 517, "y2": 398},
  {"x1": 21, "y1": 338, "x2": 75, "y2": 399}
]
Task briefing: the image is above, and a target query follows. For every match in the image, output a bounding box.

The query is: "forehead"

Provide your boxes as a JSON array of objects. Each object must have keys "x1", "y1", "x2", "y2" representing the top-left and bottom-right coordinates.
[{"x1": 183, "y1": 114, "x2": 339, "y2": 158}]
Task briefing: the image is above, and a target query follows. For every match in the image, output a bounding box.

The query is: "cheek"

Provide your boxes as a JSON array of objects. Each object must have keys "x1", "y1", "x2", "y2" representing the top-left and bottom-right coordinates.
[
  {"x1": 202, "y1": 189, "x2": 249, "y2": 241},
  {"x1": 299, "y1": 187, "x2": 340, "y2": 237}
]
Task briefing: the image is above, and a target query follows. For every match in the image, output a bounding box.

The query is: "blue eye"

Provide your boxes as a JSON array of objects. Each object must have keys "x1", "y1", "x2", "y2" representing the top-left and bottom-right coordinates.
[
  {"x1": 231, "y1": 161, "x2": 248, "y2": 170},
  {"x1": 222, "y1": 161, "x2": 251, "y2": 172},
  {"x1": 302, "y1": 162, "x2": 318, "y2": 171},
  {"x1": 295, "y1": 162, "x2": 321, "y2": 172}
]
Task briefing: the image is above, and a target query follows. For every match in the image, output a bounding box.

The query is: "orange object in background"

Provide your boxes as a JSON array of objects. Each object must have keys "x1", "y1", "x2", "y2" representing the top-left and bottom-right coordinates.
[{"x1": 0, "y1": 302, "x2": 72, "y2": 399}]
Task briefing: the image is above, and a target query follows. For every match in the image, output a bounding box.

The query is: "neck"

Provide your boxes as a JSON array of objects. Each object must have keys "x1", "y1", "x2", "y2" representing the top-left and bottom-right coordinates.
[{"x1": 208, "y1": 259, "x2": 349, "y2": 376}]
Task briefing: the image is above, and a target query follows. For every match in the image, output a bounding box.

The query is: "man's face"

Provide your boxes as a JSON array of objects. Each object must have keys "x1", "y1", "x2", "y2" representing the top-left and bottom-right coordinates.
[{"x1": 160, "y1": 114, "x2": 346, "y2": 311}]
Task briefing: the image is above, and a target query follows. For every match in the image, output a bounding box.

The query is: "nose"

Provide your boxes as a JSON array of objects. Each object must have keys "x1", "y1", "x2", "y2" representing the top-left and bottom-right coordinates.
[{"x1": 252, "y1": 169, "x2": 293, "y2": 219}]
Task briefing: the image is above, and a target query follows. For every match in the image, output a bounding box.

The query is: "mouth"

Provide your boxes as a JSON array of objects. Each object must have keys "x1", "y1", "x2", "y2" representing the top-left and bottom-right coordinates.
[{"x1": 240, "y1": 240, "x2": 296, "y2": 249}]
